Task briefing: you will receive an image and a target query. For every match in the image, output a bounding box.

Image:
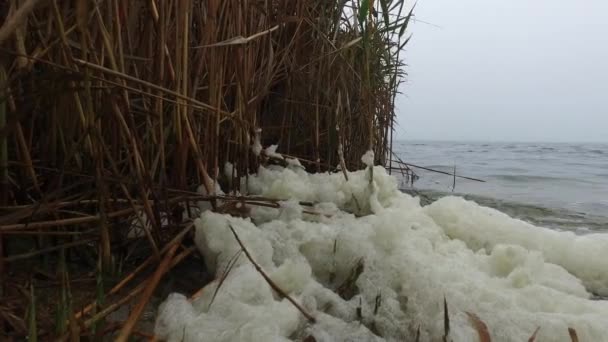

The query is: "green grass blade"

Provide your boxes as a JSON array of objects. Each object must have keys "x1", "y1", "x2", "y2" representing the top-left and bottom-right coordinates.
[
  {"x1": 399, "y1": 3, "x2": 416, "y2": 38},
  {"x1": 29, "y1": 282, "x2": 37, "y2": 342},
  {"x1": 359, "y1": 0, "x2": 370, "y2": 26}
]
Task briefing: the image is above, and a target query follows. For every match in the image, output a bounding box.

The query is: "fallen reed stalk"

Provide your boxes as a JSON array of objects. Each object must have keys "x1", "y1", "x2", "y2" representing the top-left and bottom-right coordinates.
[
  {"x1": 228, "y1": 223, "x2": 316, "y2": 323},
  {"x1": 70, "y1": 246, "x2": 195, "y2": 339},
  {"x1": 115, "y1": 242, "x2": 180, "y2": 341},
  {"x1": 390, "y1": 160, "x2": 486, "y2": 183},
  {"x1": 73, "y1": 223, "x2": 193, "y2": 321}
]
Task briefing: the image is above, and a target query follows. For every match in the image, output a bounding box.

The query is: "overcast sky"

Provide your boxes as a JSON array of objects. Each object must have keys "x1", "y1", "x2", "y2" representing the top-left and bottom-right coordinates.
[{"x1": 396, "y1": 0, "x2": 608, "y2": 142}]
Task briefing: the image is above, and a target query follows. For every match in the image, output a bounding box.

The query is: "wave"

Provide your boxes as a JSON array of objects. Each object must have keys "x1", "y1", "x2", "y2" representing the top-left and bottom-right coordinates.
[
  {"x1": 490, "y1": 174, "x2": 571, "y2": 183},
  {"x1": 401, "y1": 188, "x2": 607, "y2": 233}
]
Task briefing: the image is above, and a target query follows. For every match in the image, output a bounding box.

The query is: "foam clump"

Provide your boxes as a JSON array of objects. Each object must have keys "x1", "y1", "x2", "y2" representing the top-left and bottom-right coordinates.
[
  {"x1": 286, "y1": 158, "x2": 304, "y2": 170},
  {"x1": 251, "y1": 128, "x2": 263, "y2": 156},
  {"x1": 425, "y1": 196, "x2": 608, "y2": 296},
  {"x1": 244, "y1": 163, "x2": 398, "y2": 215},
  {"x1": 197, "y1": 182, "x2": 225, "y2": 213},
  {"x1": 265, "y1": 144, "x2": 284, "y2": 160},
  {"x1": 156, "y1": 165, "x2": 608, "y2": 342},
  {"x1": 361, "y1": 150, "x2": 375, "y2": 167}
]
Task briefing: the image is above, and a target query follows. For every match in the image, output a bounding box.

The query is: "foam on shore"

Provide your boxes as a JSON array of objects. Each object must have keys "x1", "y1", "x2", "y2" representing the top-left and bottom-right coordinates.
[{"x1": 156, "y1": 165, "x2": 608, "y2": 342}]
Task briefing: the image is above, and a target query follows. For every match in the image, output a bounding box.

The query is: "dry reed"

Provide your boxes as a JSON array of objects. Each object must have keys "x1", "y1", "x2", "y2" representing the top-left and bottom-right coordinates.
[{"x1": 0, "y1": 0, "x2": 412, "y2": 339}]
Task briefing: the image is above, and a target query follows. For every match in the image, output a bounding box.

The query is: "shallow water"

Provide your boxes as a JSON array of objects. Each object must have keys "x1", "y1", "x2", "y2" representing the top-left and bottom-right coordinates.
[{"x1": 394, "y1": 140, "x2": 608, "y2": 232}]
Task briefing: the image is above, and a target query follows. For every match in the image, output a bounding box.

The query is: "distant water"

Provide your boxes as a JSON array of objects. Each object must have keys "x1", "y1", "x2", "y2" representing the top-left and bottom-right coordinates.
[{"x1": 393, "y1": 141, "x2": 608, "y2": 233}]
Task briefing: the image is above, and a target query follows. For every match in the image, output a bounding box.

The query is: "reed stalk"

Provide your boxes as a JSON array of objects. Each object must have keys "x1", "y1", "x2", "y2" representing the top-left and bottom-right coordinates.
[{"x1": 0, "y1": 0, "x2": 412, "y2": 338}]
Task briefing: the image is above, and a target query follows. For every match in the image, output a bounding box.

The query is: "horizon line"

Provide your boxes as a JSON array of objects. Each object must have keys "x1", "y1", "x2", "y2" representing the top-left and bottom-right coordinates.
[{"x1": 394, "y1": 138, "x2": 608, "y2": 144}]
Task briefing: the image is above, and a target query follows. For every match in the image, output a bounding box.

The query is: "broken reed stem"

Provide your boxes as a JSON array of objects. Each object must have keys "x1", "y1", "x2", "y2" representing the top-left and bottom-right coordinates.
[
  {"x1": 96, "y1": 322, "x2": 155, "y2": 339},
  {"x1": 568, "y1": 328, "x2": 579, "y2": 342},
  {"x1": 227, "y1": 223, "x2": 316, "y2": 323},
  {"x1": 0, "y1": 207, "x2": 140, "y2": 232},
  {"x1": 452, "y1": 165, "x2": 456, "y2": 192},
  {"x1": 115, "y1": 243, "x2": 181, "y2": 341},
  {"x1": 443, "y1": 297, "x2": 450, "y2": 342},
  {"x1": 5, "y1": 237, "x2": 97, "y2": 262},
  {"x1": 528, "y1": 327, "x2": 541, "y2": 341},
  {"x1": 389, "y1": 160, "x2": 485, "y2": 183},
  {"x1": 79, "y1": 283, "x2": 146, "y2": 334},
  {"x1": 74, "y1": 224, "x2": 193, "y2": 320},
  {"x1": 0, "y1": 63, "x2": 6, "y2": 300},
  {"x1": 465, "y1": 312, "x2": 491, "y2": 342},
  {"x1": 70, "y1": 246, "x2": 194, "y2": 340}
]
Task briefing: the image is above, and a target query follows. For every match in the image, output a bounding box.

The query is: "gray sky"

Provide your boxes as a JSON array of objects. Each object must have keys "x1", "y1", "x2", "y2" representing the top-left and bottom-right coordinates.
[{"x1": 396, "y1": 0, "x2": 608, "y2": 142}]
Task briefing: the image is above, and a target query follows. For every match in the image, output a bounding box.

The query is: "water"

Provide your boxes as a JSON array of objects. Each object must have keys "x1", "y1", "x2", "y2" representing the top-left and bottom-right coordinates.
[{"x1": 393, "y1": 140, "x2": 608, "y2": 233}]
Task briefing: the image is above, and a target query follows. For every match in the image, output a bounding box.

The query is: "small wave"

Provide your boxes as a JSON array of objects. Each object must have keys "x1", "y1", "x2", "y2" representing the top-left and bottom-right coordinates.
[
  {"x1": 421, "y1": 164, "x2": 452, "y2": 170},
  {"x1": 403, "y1": 188, "x2": 607, "y2": 233},
  {"x1": 589, "y1": 149, "x2": 605, "y2": 155},
  {"x1": 499, "y1": 167, "x2": 529, "y2": 172},
  {"x1": 490, "y1": 174, "x2": 570, "y2": 182},
  {"x1": 565, "y1": 161, "x2": 592, "y2": 167}
]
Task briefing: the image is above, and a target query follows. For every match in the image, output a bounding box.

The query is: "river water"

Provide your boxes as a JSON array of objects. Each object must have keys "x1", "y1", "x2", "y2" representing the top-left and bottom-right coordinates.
[{"x1": 394, "y1": 140, "x2": 608, "y2": 233}]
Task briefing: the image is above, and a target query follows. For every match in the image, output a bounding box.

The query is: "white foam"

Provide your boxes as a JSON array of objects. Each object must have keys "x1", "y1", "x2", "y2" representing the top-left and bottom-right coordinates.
[
  {"x1": 286, "y1": 158, "x2": 304, "y2": 170},
  {"x1": 361, "y1": 150, "x2": 375, "y2": 167},
  {"x1": 156, "y1": 165, "x2": 608, "y2": 342},
  {"x1": 243, "y1": 164, "x2": 397, "y2": 216},
  {"x1": 197, "y1": 182, "x2": 225, "y2": 213},
  {"x1": 425, "y1": 196, "x2": 608, "y2": 296},
  {"x1": 224, "y1": 162, "x2": 235, "y2": 179},
  {"x1": 252, "y1": 128, "x2": 263, "y2": 156},
  {"x1": 265, "y1": 144, "x2": 284, "y2": 160}
]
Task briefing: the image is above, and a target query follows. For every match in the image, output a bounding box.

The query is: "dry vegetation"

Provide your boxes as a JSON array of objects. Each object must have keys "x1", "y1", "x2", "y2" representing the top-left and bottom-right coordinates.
[{"x1": 0, "y1": 0, "x2": 413, "y2": 339}]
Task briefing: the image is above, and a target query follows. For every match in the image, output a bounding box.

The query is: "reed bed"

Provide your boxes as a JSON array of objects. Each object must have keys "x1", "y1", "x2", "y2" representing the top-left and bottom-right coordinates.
[{"x1": 0, "y1": 0, "x2": 412, "y2": 339}]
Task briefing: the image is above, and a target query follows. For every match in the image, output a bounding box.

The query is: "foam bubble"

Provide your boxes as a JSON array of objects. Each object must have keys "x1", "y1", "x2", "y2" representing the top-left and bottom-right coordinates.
[{"x1": 156, "y1": 166, "x2": 608, "y2": 342}]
